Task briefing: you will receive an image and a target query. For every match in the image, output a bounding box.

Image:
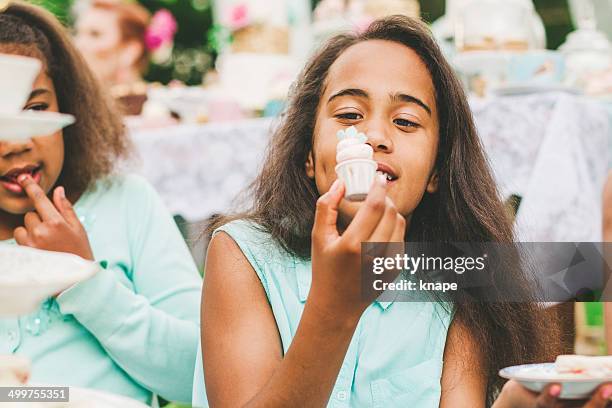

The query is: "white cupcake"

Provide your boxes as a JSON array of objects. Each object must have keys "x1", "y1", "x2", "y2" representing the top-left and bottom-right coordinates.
[
  {"x1": 335, "y1": 126, "x2": 377, "y2": 201},
  {"x1": 0, "y1": 355, "x2": 30, "y2": 386}
]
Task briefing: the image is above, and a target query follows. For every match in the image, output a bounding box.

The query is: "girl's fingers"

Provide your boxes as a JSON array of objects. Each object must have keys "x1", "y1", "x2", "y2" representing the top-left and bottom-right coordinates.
[
  {"x1": 23, "y1": 211, "x2": 42, "y2": 232},
  {"x1": 583, "y1": 383, "x2": 612, "y2": 408},
  {"x1": 367, "y1": 197, "x2": 398, "y2": 243},
  {"x1": 495, "y1": 379, "x2": 540, "y2": 408},
  {"x1": 13, "y1": 227, "x2": 32, "y2": 246},
  {"x1": 53, "y1": 186, "x2": 79, "y2": 226},
  {"x1": 312, "y1": 179, "x2": 345, "y2": 246},
  {"x1": 343, "y1": 175, "x2": 388, "y2": 244},
  {"x1": 390, "y1": 214, "x2": 406, "y2": 243},
  {"x1": 17, "y1": 174, "x2": 62, "y2": 222},
  {"x1": 534, "y1": 383, "x2": 561, "y2": 408}
]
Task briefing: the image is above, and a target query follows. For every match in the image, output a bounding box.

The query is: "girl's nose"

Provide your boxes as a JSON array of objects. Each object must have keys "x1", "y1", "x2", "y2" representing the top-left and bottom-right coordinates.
[
  {"x1": 0, "y1": 139, "x2": 34, "y2": 158},
  {"x1": 364, "y1": 124, "x2": 393, "y2": 153}
]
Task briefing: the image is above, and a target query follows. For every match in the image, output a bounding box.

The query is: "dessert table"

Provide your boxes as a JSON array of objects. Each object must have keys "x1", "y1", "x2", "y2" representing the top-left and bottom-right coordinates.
[{"x1": 129, "y1": 92, "x2": 610, "y2": 243}]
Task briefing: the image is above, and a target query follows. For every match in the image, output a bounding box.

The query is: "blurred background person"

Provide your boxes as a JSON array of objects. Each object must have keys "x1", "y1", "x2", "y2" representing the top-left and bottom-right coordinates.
[
  {"x1": 73, "y1": 0, "x2": 177, "y2": 116},
  {"x1": 74, "y1": 0, "x2": 149, "y2": 88},
  {"x1": 74, "y1": 0, "x2": 150, "y2": 115}
]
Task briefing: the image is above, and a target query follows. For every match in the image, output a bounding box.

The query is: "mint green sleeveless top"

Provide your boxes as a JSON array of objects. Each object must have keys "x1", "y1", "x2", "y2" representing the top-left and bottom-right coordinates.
[{"x1": 193, "y1": 220, "x2": 452, "y2": 408}]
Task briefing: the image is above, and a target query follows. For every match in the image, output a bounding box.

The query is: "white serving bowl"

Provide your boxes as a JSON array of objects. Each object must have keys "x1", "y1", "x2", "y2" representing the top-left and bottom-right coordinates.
[
  {"x1": 0, "y1": 245, "x2": 99, "y2": 317},
  {"x1": 66, "y1": 386, "x2": 149, "y2": 407}
]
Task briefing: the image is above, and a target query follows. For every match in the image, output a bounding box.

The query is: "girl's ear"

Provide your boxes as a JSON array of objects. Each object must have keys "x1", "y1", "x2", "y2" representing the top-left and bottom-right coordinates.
[
  {"x1": 305, "y1": 151, "x2": 315, "y2": 179},
  {"x1": 426, "y1": 169, "x2": 439, "y2": 193}
]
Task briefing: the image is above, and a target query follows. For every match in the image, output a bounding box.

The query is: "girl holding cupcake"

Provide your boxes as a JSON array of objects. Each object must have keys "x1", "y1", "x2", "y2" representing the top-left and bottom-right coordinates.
[
  {"x1": 195, "y1": 15, "x2": 612, "y2": 408},
  {"x1": 0, "y1": 2, "x2": 200, "y2": 404}
]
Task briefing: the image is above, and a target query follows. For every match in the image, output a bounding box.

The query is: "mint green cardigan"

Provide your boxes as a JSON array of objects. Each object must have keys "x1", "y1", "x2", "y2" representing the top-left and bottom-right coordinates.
[{"x1": 0, "y1": 174, "x2": 202, "y2": 404}]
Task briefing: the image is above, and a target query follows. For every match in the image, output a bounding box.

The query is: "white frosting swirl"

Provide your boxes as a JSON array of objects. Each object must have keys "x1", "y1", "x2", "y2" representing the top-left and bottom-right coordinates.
[{"x1": 336, "y1": 126, "x2": 373, "y2": 163}]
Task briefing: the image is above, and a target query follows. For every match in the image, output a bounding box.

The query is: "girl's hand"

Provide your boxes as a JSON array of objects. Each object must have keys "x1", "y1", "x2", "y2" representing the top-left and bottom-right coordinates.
[
  {"x1": 493, "y1": 380, "x2": 612, "y2": 408},
  {"x1": 13, "y1": 174, "x2": 94, "y2": 261},
  {"x1": 309, "y1": 176, "x2": 406, "y2": 322}
]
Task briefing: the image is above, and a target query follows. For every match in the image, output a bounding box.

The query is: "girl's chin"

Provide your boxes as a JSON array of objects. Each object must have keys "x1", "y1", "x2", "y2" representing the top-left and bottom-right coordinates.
[{"x1": 0, "y1": 197, "x2": 36, "y2": 216}]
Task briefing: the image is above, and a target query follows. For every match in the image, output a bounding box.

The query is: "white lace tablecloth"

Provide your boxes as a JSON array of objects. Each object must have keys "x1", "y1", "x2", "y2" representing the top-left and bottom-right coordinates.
[
  {"x1": 471, "y1": 93, "x2": 609, "y2": 241},
  {"x1": 129, "y1": 93, "x2": 610, "y2": 242},
  {"x1": 129, "y1": 118, "x2": 275, "y2": 222}
]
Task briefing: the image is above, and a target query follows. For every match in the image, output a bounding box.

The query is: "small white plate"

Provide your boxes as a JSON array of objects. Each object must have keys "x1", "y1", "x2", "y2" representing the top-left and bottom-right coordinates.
[
  {"x1": 500, "y1": 363, "x2": 612, "y2": 399},
  {"x1": 0, "y1": 245, "x2": 99, "y2": 317},
  {"x1": 0, "y1": 111, "x2": 75, "y2": 141},
  {"x1": 66, "y1": 386, "x2": 149, "y2": 407},
  {"x1": 24, "y1": 384, "x2": 149, "y2": 408},
  {"x1": 492, "y1": 84, "x2": 582, "y2": 96}
]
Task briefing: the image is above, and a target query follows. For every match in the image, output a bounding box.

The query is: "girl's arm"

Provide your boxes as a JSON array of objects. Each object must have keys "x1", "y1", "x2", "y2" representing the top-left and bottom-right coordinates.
[
  {"x1": 439, "y1": 317, "x2": 487, "y2": 408},
  {"x1": 55, "y1": 176, "x2": 201, "y2": 403},
  {"x1": 202, "y1": 232, "x2": 359, "y2": 407},
  {"x1": 202, "y1": 178, "x2": 405, "y2": 407}
]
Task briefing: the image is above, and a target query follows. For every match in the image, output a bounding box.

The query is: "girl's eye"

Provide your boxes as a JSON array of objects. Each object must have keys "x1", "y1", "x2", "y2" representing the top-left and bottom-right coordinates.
[
  {"x1": 335, "y1": 112, "x2": 362, "y2": 121},
  {"x1": 24, "y1": 103, "x2": 49, "y2": 112},
  {"x1": 394, "y1": 118, "x2": 420, "y2": 129}
]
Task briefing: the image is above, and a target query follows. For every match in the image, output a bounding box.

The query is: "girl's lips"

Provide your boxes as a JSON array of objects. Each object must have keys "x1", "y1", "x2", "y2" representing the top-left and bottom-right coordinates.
[
  {"x1": 0, "y1": 167, "x2": 42, "y2": 195},
  {"x1": 376, "y1": 162, "x2": 399, "y2": 184}
]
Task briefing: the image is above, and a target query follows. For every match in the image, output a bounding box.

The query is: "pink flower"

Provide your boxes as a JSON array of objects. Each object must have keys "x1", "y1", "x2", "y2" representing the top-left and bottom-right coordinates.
[
  {"x1": 145, "y1": 33, "x2": 163, "y2": 51},
  {"x1": 227, "y1": 4, "x2": 250, "y2": 30},
  {"x1": 145, "y1": 9, "x2": 178, "y2": 51}
]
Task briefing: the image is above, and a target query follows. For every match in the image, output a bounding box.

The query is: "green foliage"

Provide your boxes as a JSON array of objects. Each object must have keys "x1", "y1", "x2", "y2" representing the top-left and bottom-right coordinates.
[
  {"x1": 29, "y1": 0, "x2": 74, "y2": 24},
  {"x1": 139, "y1": 0, "x2": 215, "y2": 85}
]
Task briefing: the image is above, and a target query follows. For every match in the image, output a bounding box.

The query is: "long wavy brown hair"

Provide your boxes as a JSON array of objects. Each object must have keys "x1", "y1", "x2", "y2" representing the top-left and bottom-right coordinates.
[
  {"x1": 0, "y1": 1, "x2": 130, "y2": 197},
  {"x1": 211, "y1": 15, "x2": 561, "y2": 404}
]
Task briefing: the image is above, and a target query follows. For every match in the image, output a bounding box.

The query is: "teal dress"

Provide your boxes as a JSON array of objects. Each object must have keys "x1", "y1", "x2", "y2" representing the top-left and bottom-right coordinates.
[{"x1": 193, "y1": 220, "x2": 452, "y2": 408}]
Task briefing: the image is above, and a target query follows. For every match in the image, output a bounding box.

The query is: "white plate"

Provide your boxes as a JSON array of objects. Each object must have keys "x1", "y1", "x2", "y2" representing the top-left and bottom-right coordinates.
[
  {"x1": 500, "y1": 363, "x2": 612, "y2": 399},
  {"x1": 0, "y1": 111, "x2": 75, "y2": 141},
  {"x1": 21, "y1": 384, "x2": 149, "y2": 408},
  {"x1": 65, "y1": 386, "x2": 149, "y2": 408},
  {"x1": 492, "y1": 84, "x2": 582, "y2": 96},
  {"x1": 0, "y1": 245, "x2": 99, "y2": 316}
]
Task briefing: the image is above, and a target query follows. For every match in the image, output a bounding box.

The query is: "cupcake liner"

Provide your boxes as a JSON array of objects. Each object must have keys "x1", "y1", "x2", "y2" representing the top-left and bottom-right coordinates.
[{"x1": 335, "y1": 159, "x2": 377, "y2": 201}]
